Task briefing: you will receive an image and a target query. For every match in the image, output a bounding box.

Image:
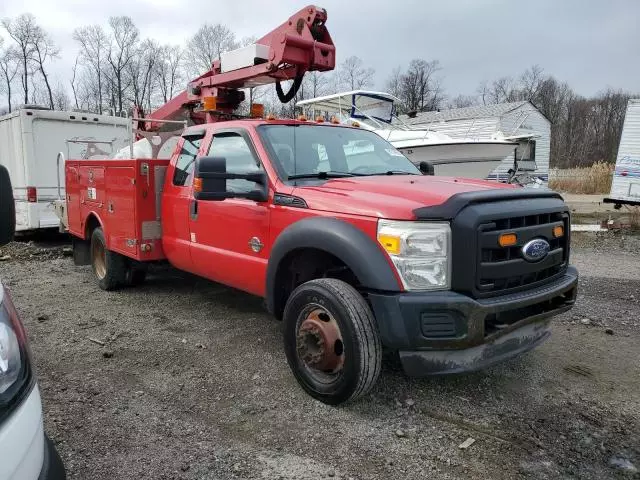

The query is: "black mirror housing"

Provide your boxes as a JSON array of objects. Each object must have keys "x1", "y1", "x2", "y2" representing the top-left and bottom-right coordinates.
[{"x1": 193, "y1": 156, "x2": 268, "y2": 202}]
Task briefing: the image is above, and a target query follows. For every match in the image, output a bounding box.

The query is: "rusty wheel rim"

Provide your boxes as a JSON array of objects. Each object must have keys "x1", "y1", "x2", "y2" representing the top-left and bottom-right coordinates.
[
  {"x1": 296, "y1": 305, "x2": 345, "y2": 380},
  {"x1": 92, "y1": 237, "x2": 107, "y2": 280}
]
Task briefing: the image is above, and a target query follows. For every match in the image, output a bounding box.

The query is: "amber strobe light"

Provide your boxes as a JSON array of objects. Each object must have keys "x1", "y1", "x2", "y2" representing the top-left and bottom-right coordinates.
[
  {"x1": 250, "y1": 103, "x2": 264, "y2": 118},
  {"x1": 498, "y1": 233, "x2": 517, "y2": 247},
  {"x1": 553, "y1": 225, "x2": 564, "y2": 238}
]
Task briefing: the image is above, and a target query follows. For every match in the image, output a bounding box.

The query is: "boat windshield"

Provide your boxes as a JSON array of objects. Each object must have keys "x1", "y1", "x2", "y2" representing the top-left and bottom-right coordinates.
[{"x1": 257, "y1": 124, "x2": 420, "y2": 182}]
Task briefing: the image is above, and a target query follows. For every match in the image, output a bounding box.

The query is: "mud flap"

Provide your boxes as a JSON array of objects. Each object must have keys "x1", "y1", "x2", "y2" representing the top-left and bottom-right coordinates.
[{"x1": 72, "y1": 238, "x2": 91, "y2": 266}]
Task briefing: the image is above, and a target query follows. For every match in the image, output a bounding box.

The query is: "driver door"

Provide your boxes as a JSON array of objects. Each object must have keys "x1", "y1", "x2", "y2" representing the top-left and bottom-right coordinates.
[{"x1": 188, "y1": 129, "x2": 271, "y2": 296}]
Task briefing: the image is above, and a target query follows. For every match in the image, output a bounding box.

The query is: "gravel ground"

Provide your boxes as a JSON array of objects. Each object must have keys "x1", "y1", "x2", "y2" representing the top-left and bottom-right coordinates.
[{"x1": 1, "y1": 233, "x2": 639, "y2": 479}]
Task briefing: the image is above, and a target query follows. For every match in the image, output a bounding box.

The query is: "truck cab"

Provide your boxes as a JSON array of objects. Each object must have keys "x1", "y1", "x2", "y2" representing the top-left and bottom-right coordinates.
[{"x1": 65, "y1": 118, "x2": 578, "y2": 405}]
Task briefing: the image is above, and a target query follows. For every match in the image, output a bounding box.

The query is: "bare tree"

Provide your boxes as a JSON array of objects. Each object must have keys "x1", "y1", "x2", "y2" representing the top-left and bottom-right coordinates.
[
  {"x1": 476, "y1": 80, "x2": 490, "y2": 106},
  {"x1": 106, "y1": 16, "x2": 139, "y2": 114},
  {"x1": 70, "y1": 55, "x2": 80, "y2": 109},
  {"x1": 30, "y1": 25, "x2": 59, "y2": 109},
  {"x1": 75, "y1": 68, "x2": 101, "y2": 112},
  {"x1": 338, "y1": 56, "x2": 374, "y2": 91},
  {"x1": 490, "y1": 76, "x2": 516, "y2": 103},
  {"x1": 2, "y1": 14, "x2": 38, "y2": 104},
  {"x1": 449, "y1": 94, "x2": 477, "y2": 109},
  {"x1": 127, "y1": 38, "x2": 161, "y2": 111},
  {"x1": 0, "y1": 44, "x2": 20, "y2": 112},
  {"x1": 185, "y1": 23, "x2": 237, "y2": 76},
  {"x1": 385, "y1": 66, "x2": 403, "y2": 99},
  {"x1": 400, "y1": 59, "x2": 442, "y2": 112},
  {"x1": 52, "y1": 81, "x2": 70, "y2": 110},
  {"x1": 519, "y1": 64, "x2": 545, "y2": 102},
  {"x1": 155, "y1": 44, "x2": 183, "y2": 103},
  {"x1": 73, "y1": 25, "x2": 108, "y2": 113}
]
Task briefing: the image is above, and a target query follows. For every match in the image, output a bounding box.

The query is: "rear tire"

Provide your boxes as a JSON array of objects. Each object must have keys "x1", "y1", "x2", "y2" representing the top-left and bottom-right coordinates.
[
  {"x1": 283, "y1": 278, "x2": 382, "y2": 405},
  {"x1": 0, "y1": 165, "x2": 16, "y2": 246},
  {"x1": 90, "y1": 227, "x2": 126, "y2": 290}
]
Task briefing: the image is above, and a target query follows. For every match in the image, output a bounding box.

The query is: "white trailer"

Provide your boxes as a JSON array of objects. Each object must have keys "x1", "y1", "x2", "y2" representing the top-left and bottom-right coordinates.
[
  {"x1": 604, "y1": 99, "x2": 640, "y2": 208},
  {"x1": 0, "y1": 108, "x2": 130, "y2": 231}
]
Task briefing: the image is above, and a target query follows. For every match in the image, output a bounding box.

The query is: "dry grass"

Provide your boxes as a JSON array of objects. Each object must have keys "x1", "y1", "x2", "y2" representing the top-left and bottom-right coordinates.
[{"x1": 549, "y1": 162, "x2": 614, "y2": 194}]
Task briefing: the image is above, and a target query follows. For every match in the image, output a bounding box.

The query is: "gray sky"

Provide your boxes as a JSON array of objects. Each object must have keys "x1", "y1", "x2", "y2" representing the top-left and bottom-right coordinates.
[{"x1": 1, "y1": 0, "x2": 639, "y2": 102}]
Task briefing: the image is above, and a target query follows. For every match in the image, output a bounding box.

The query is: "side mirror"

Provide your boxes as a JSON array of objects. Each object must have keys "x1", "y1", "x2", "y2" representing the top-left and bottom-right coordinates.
[
  {"x1": 193, "y1": 156, "x2": 268, "y2": 202},
  {"x1": 419, "y1": 161, "x2": 435, "y2": 176},
  {"x1": 0, "y1": 165, "x2": 16, "y2": 246}
]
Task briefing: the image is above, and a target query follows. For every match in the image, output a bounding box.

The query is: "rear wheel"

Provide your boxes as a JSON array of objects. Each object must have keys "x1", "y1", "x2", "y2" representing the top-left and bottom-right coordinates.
[
  {"x1": 90, "y1": 227, "x2": 126, "y2": 290},
  {"x1": 283, "y1": 278, "x2": 382, "y2": 405}
]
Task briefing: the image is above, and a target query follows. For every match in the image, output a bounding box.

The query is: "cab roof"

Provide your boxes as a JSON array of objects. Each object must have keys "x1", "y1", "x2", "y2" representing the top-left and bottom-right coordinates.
[{"x1": 183, "y1": 118, "x2": 359, "y2": 135}]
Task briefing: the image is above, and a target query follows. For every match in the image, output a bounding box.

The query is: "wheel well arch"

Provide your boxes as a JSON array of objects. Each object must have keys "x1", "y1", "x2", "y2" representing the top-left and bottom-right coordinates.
[
  {"x1": 266, "y1": 217, "x2": 401, "y2": 320},
  {"x1": 271, "y1": 247, "x2": 359, "y2": 320},
  {"x1": 84, "y1": 213, "x2": 102, "y2": 240}
]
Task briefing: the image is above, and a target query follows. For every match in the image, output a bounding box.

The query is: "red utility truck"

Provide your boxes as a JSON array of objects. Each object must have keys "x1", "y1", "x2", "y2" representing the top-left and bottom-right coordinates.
[{"x1": 59, "y1": 6, "x2": 578, "y2": 405}]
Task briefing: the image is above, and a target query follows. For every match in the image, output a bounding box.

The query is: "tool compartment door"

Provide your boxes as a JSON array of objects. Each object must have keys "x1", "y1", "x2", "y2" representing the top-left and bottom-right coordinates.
[
  {"x1": 104, "y1": 165, "x2": 138, "y2": 257},
  {"x1": 65, "y1": 161, "x2": 82, "y2": 237},
  {"x1": 79, "y1": 165, "x2": 105, "y2": 208}
]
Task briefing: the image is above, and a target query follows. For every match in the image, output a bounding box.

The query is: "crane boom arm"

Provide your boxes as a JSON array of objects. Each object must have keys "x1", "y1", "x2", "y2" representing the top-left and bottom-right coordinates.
[{"x1": 142, "y1": 5, "x2": 335, "y2": 129}]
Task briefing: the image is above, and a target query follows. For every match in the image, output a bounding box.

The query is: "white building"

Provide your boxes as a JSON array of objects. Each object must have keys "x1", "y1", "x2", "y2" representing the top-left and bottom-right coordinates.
[{"x1": 397, "y1": 101, "x2": 551, "y2": 181}]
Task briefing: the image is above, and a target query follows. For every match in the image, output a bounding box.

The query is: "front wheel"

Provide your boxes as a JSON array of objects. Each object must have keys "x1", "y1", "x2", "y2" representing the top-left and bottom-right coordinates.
[{"x1": 283, "y1": 278, "x2": 382, "y2": 405}]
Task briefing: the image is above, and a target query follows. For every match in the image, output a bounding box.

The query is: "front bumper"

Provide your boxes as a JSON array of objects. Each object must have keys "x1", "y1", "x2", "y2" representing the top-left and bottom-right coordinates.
[{"x1": 368, "y1": 266, "x2": 578, "y2": 376}]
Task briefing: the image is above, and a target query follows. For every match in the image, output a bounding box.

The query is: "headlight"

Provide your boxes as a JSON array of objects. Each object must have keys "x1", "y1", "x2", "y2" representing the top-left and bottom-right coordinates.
[
  {"x1": 377, "y1": 220, "x2": 451, "y2": 290},
  {"x1": 0, "y1": 286, "x2": 33, "y2": 423},
  {"x1": 0, "y1": 322, "x2": 21, "y2": 394}
]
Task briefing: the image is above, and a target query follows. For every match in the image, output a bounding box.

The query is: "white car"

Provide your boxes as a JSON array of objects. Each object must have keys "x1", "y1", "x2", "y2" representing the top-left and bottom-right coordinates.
[
  {"x1": 0, "y1": 283, "x2": 66, "y2": 480},
  {"x1": 1, "y1": 164, "x2": 66, "y2": 479}
]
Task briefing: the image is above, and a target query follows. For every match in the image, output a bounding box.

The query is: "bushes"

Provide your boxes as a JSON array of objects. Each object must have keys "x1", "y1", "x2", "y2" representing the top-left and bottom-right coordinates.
[{"x1": 548, "y1": 162, "x2": 613, "y2": 194}]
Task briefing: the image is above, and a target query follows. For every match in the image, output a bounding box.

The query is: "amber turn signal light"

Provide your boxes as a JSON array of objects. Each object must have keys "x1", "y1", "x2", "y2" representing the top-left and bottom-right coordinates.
[
  {"x1": 553, "y1": 225, "x2": 564, "y2": 238},
  {"x1": 193, "y1": 177, "x2": 203, "y2": 193},
  {"x1": 498, "y1": 233, "x2": 517, "y2": 247}
]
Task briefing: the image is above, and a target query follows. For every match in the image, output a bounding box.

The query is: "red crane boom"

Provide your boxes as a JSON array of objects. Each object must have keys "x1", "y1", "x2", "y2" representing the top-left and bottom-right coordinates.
[{"x1": 137, "y1": 5, "x2": 335, "y2": 131}]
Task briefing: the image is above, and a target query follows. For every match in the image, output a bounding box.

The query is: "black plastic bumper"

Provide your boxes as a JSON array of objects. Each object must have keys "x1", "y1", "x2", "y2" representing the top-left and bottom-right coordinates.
[
  {"x1": 368, "y1": 266, "x2": 578, "y2": 376},
  {"x1": 39, "y1": 434, "x2": 66, "y2": 480}
]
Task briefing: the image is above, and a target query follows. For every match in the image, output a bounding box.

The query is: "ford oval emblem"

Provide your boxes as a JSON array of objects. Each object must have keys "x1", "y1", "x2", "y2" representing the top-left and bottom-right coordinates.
[{"x1": 521, "y1": 238, "x2": 550, "y2": 262}]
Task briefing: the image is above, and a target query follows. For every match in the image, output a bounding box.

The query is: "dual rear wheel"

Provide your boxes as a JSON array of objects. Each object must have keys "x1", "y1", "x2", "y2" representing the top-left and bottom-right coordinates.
[{"x1": 90, "y1": 227, "x2": 147, "y2": 291}]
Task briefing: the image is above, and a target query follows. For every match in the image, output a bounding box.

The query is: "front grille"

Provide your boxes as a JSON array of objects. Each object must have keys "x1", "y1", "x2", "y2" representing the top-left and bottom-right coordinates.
[{"x1": 477, "y1": 212, "x2": 569, "y2": 295}]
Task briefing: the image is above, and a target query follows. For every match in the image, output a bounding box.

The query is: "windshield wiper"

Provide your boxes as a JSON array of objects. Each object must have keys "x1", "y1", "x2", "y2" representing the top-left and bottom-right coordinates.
[
  {"x1": 360, "y1": 170, "x2": 419, "y2": 176},
  {"x1": 288, "y1": 171, "x2": 356, "y2": 180}
]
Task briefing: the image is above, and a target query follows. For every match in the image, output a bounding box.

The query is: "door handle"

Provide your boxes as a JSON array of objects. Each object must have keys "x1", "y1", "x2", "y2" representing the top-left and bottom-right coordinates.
[{"x1": 190, "y1": 200, "x2": 198, "y2": 220}]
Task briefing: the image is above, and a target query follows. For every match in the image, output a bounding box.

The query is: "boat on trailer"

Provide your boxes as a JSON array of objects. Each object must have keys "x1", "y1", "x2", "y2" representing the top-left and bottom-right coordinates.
[{"x1": 296, "y1": 90, "x2": 520, "y2": 179}]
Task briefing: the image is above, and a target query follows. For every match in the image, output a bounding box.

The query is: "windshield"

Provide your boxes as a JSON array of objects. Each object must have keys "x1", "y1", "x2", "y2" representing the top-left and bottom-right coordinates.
[{"x1": 257, "y1": 124, "x2": 420, "y2": 181}]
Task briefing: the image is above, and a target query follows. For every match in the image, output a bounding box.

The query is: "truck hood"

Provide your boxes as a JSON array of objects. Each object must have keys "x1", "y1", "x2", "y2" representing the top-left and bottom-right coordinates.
[{"x1": 293, "y1": 175, "x2": 516, "y2": 220}]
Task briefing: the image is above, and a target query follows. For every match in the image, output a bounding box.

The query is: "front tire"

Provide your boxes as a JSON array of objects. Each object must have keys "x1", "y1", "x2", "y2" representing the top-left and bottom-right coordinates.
[
  {"x1": 90, "y1": 227, "x2": 126, "y2": 291},
  {"x1": 283, "y1": 278, "x2": 382, "y2": 405}
]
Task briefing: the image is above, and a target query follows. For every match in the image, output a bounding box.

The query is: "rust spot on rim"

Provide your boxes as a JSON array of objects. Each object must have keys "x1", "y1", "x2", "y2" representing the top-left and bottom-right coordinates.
[{"x1": 296, "y1": 308, "x2": 344, "y2": 373}]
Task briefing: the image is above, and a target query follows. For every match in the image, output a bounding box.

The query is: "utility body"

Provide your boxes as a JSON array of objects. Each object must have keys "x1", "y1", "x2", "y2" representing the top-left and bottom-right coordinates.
[{"x1": 59, "y1": 6, "x2": 578, "y2": 404}]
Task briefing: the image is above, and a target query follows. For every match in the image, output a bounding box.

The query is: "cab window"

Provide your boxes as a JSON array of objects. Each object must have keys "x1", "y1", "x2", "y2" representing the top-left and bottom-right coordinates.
[{"x1": 172, "y1": 137, "x2": 203, "y2": 186}]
